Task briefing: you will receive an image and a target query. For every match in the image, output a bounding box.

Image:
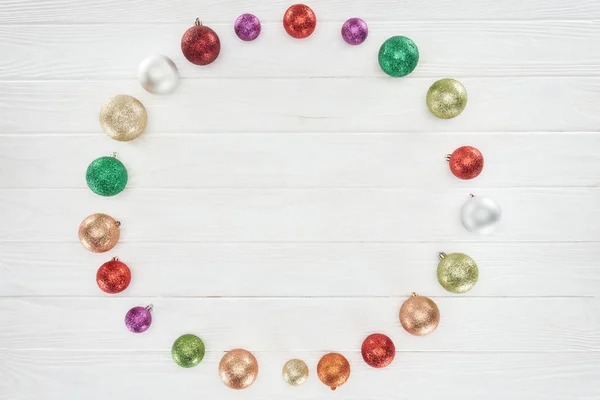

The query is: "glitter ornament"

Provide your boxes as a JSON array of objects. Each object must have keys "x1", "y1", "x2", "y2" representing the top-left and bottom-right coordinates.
[
  {"x1": 138, "y1": 55, "x2": 179, "y2": 95},
  {"x1": 461, "y1": 195, "x2": 502, "y2": 235},
  {"x1": 437, "y1": 252, "x2": 479, "y2": 294},
  {"x1": 219, "y1": 349, "x2": 259, "y2": 390},
  {"x1": 125, "y1": 305, "x2": 153, "y2": 333},
  {"x1": 172, "y1": 334, "x2": 206, "y2": 368},
  {"x1": 378, "y1": 36, "x2": 419, "y2": 77},
  {"x1": 341, "y1": 17, "x2": 368, "y2": 45},
  {"x1": 448, "y1": 146, "x2": 484, "y2": 180},
  {"x1": 317, "y1": 353, "x2": 350, "y2": 391},
  {"x1": 427, "y1": 78, "x2": 468, "y2": 119},
  {"x1": 96, "y1": 257, "x2": 131, "y2": 294},
  {"x1": 86, "y1": 154, "x2": 128, "y2": 197},
  {"x1": 282, "y1": 359, "x2": 309, "y2": 386},
  {"x1": 78, "y1": 213, "x2": 120, "y2": 253},
  {"x1": 283, "y1": 4, "x2": 317, "y2": 39},
  {"x1": 234, "y1": 13, "x2": 261, "y2": 41},
  {"x1": 99, "y1": 95, "x2": 147, "y2": 141},
  {"x1": 399, "y1": 293, "x2": 440, "y2": 336},
  {"x1": 181, "y1": 19, "x2": 221, "y2": 65},
  {"x1": 361, "y1": 333, "x2": 395, "y2": 368}
]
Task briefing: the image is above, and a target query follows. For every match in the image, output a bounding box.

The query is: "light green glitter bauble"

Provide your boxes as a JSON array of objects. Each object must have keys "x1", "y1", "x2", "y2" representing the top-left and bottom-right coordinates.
[
  {"x1": 172, "y1": 334, "x2": 205, "y2": 368},
  {"x1": 378, "y1": 36, "x2": 419, "y2": 77},
  {"x1": 437, "y1": 252, "x2": 479, "y2": 294},
  {"x1": 427, "y1": 78, "x2": 468, "y2": 119},
  {"x1": 85, "y1": 155, "x2": 128, "y2": 197}
]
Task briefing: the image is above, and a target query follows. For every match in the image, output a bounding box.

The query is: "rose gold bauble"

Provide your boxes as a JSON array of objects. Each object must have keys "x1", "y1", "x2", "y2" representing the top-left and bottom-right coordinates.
[
  {"x1": 399, "y1": 293, "x2": 440, "y2": 336},
  {"x1": 219, "y1": 349, "x2": 259, "y2": 390},
  {"x1": 78, "y1": 213, "x2": 120, "y2": 253},
  {"x1": 317, "y1": 353, "x2": 350, "y2": 391}
]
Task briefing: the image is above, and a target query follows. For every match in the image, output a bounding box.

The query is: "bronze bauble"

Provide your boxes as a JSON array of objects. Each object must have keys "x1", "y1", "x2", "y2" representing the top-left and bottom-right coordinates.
[{"x1": 317, "y1": 353, "x2": 350, "y2": 391}]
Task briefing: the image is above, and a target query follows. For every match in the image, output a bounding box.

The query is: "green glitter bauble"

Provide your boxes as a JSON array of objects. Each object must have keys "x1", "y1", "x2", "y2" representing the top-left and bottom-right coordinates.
[
  {"x1": 85, "y1": 156, "x2": 128, "y2": 197},
  {"x1": 437, "y1": 252, "x2": 479, "y2": 294},
  {"x1": 172, "y1": 334, "x2": 205, "y2": 368},
  {"x1": 378, "y1": 36, "x2": 419, "y2": 77}
]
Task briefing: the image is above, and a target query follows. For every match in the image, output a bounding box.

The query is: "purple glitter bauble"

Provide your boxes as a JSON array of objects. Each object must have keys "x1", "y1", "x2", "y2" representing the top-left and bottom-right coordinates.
[
  {"x1": 125, "y1": 306, "x2": 152, "y2": 333},
  {"x1": 341, "y1": 17, "x2": 368, "y2": 45},
  {"x1": 234, "y1": 13, "x2": 261, "y2": 41}
]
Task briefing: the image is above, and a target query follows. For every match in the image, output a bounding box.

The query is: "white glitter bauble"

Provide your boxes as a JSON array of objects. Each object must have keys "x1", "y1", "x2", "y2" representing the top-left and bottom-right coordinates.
[
  {"x1": 461, "y1": 195, "x2": 501, "y2": 235},
  {"x1": 138, "y1": 55, "x2": 179, "y2": 94}
]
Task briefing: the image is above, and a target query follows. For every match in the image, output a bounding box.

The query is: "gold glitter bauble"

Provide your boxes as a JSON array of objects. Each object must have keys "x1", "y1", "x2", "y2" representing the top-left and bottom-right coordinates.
[
  {"x1": 317, "y1": 353, "x2": 350, "y2": 391},
  {"x1": 399, "y1": 293, "x2": 440, "y2": 336},
  {"x1": 282, "y1": 359, "x2": 309, "y2": 386},
  {"x1": 437, "y1": 252, "x2": 479, "y2": 293},
  {"x1": 219, "y1": 349, "x2": 259, "y2": 390},
  {"x1": 99, "y1": 95, "x2": 147, "y2": 141},
  {"x1": 78, "y1": 213, "x2": 121, "y2": 253},
  {"x1": 426, "y1": 78, "x2": 467, "y2": 119}
]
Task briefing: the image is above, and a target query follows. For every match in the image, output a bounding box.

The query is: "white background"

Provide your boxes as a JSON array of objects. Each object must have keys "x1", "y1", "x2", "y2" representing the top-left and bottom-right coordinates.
[{"x1": 1, "y1": 1, "x2": 600, "y2": 399}]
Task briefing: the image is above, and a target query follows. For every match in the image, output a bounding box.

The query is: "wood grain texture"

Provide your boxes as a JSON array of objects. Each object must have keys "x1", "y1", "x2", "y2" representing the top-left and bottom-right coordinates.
[
  {"x1": 0, "y1": 298, "x2": 598, "y2": 351},
  {"x1": 2, "y1": 22, "x2": 599, "y2": 79},
  {"x1": 1, "y1": 350, "x2": 598, "y2": 400}
]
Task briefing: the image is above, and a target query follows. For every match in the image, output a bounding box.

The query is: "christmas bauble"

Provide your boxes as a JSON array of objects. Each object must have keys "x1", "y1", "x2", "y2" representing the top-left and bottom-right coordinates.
[
  {"x1": 138, "y1": 55, "x2": 179, "y2": 95},
  {"x1": 96, "y1": 257, "x2": 131, "y2": 294},
  {"x1": 219, "y1": 349, "x2": 259, "y2": 389},
  {"x1": 361, "y1": 333, "x2": 395, "y2": 368},
  {"x1": 282, "y1": 359, "x2": 309, "y2": 386},
  {"x1": 317, "y1": 353, "x2": 350, "y2": 391},
  {"x1": 78, "y1": 213, "x2": 120, "y2": 253},
  {"x1": 172, "y1": 334, "x2": 205, "y2": 368},
  {"x1": 99, "y1": 95, "x2": 147, "y2": 141},
  {"x1": 437, "y1": 252, "x2": 479, "y2": 293},
  {"x1": 341, "y1": 17, "x2": 368, "y2": 45},
  {"x1": 427, "y1": 78, "x2": 468, "y2": 119},
  {"x1": 378, "y1": 36, "x2": 419, "y2": 77},
  {"x1": 283, "y1": 4, "x2": 317, "y2": 39},
  {"x1": 181, "y1": 19, "x2": 221, "y2": 65},
  {"x1": 86, "y1": 155, "x2": 128, "y2": 197},
  {"x1": 399, "y1": 294, "x2": 440, "y2": 336},
  {"x1": 448, "y1": 146, "x2": 484, "y2": 180},
  {"x1": 125, "y1": 305, "x2": 153, "y2": 333},
  {"x1": 234, "y1": 13, "x2": 261, "y2": 41},
  {"x1": 461, "y1": 195, "x2": 502, "y2": 235}
]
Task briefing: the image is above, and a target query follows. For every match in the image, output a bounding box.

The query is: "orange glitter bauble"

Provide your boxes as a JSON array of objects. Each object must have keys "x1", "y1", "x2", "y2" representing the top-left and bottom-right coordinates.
[
  {"x1": 399, "y1": 293, "x2": 440, "y2": 336},
  {"x1": 448, "y1": 146, "x2": 484, "y2": 180},
  {"x1": 283, "y1": 4, "x2": 317, "y2": 39},
  {"x1": 317, "y1": 353, "x2": 350, "y2": 390},
  {"x1": 96, "y1": 257, "x2": 131, "y2": 294}
]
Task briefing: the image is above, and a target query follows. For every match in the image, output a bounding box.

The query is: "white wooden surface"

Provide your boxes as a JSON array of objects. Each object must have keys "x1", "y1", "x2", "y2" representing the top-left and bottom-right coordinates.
[{"x1": 1, "y1": 0, "x2": 599, "y2": 399}]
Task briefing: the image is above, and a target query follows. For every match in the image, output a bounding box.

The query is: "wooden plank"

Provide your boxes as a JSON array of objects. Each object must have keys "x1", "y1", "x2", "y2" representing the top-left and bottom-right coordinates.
[
  {"x1": 1, "y1": 22, "x2": 599, "y2": 79},
  {"x1": 1, "y1": 350, "x2": 598, "y2": 400},
  {"x1": 0, "y1": 298, "x2": 598, "y2": 351},
  {"x1": 1, "y1": 78, "x2": 599, "y2": 134}
]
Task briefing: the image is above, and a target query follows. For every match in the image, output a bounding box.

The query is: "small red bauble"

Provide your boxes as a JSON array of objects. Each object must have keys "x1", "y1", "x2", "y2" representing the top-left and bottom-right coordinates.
[
  {"x1": 448, "y1": 146, "x2": 484, "y2": 180},
  {"x1": 283, "y1": 4, "x2": 317, "y2": 39},
  {"x1": 181, "y1": 19, "x2": 221, "y2": 65},
  {"x1": 97, "y1": 257, "x2": 131, "y2": 294},
  {"x1": 361, "y1": 333, "x2": 395, "y2": 368}
]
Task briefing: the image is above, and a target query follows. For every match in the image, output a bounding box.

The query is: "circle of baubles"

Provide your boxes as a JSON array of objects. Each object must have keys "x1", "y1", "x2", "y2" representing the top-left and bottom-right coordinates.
[{"x1": 80, "y1": 3, "x2": 503, "y2": 391}]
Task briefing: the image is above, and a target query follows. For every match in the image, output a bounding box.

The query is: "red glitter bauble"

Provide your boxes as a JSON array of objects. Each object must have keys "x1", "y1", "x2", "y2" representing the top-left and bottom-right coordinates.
[
  {"x1": 361, "y1": 333, "x2": 395, "y2": 368},
  {"x1": 181, "y1": 21, "x2": 221, "y2": 65},
  {"x1": 448, "y1": 146, "x2": 484, "y2": 180},
  {"x1": 97, "y1": 257, "x2": 131, "y2": 294},
  {"x1": 283, "y1": 4, "x2": 317, "y2": 39}
]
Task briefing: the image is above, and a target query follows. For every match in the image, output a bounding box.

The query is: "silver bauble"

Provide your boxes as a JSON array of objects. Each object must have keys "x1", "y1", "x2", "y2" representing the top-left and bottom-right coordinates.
[
  {"x1": 461, "y1": 195, "x2": 501, "y2": 235},
  {"x1": 138, "y1": 55, "x2": 179, "y2": 94}
]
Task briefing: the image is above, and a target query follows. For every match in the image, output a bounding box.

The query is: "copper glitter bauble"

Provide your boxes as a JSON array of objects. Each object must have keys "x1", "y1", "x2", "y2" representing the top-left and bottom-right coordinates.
[
  {"x1": 181, "y1": 19, "x2": 221, "y2": 65},
  {"x1": 99, "y1": 95, "x2": 147, "y2": 141},
  {"x1": 282, "y1": 359, "x2": 309, "y2": 386},
  {"x1": 427, "y1": 78, "x2": 468, "y2": 119},
  {"x1": 399, "y1": 293, "x2": 440, "y2": 336},
  {"x1": 219, "y1": 349, "x2": 259, "y2": 390},
  {"x1": 437, "y1": 252, "x2": 479, "y2": 294},
  {"x1": 96, "y1": 257, "x2": 131, "y2": 294},
  {"x1": 283, "y1": 4, "x2": 317, "y2": 39},
  {"x1": 317, "y1": 353, "x2": 350, "y2": 391},
  {"x1": 448, "y1": 146, "x2": 484, "y2": 180},
  {"x1": 361, "y1": 333, "x2": 395, "y2": 368},
  {"x1": 78, "y1": 213, "x2": 120, "y2": 253}
]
